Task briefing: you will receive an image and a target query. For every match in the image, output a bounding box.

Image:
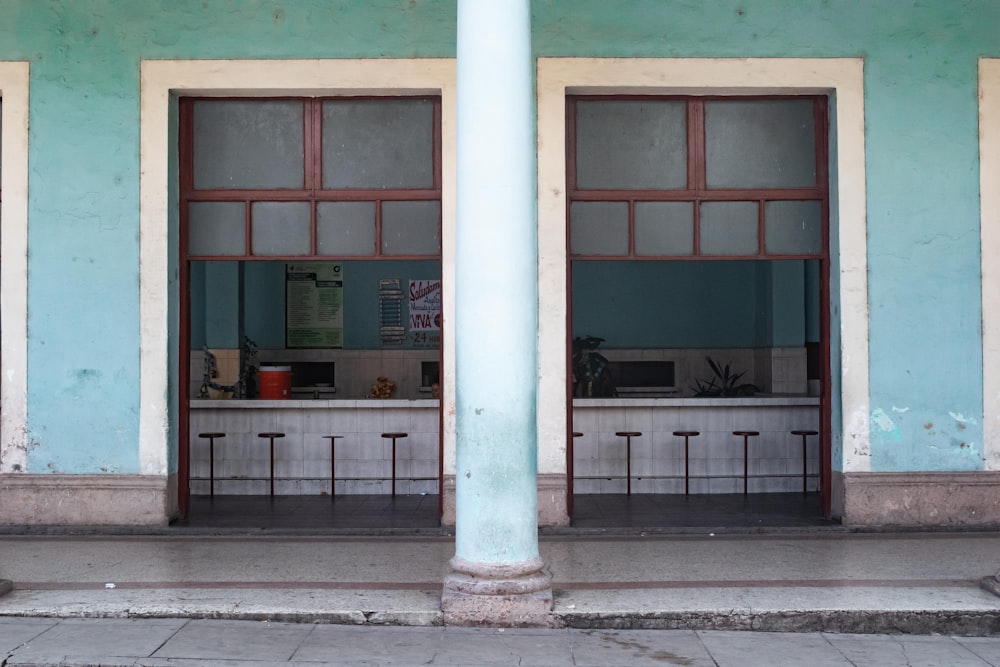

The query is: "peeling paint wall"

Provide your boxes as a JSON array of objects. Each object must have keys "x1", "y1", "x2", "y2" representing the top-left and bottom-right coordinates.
[
  {"x1": 531, "y1": 1, "x2": 991, "y2": 473},
  {"x1": 0, "y1": 0, "x2": 457, "y2": 475},
  {"x1": 0, "y1": 0, "x2": 995, "y2": 475}
]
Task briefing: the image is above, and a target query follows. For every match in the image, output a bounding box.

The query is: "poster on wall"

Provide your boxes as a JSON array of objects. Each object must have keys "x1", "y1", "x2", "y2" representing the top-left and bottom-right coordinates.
[
  {"x1": 286, "y1": 262, "x2": 344, "y2": 348},
  {"x1": 409, "y1": 279, "x2": 441, "y2": 348}
]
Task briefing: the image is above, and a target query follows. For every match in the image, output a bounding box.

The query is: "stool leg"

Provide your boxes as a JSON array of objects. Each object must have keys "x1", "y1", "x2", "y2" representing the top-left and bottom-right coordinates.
[
  {"x1": 684, "y1": 436, "x2": 690, "y2": 496},
  {"x1": 270, "y1": 437, "x2": 275, "y2": 497},
  {"x1": 392, "y1": 437, "x2": 397, "y2": 498},
  {"x1": 626, "y1": 436, "x2": 632, "y2": 496},
  {"x1": 743, "y1": 435, "x2": 749, "y2": 496},
  {"x1": 209, "y1": 437, "x2": 215, "y2": 498},
  {"x1": 331, "y1": 438, "x2": 336, "y2": 498},
  {"x1": 802, "y1": 434, "x2": 808, "y2": 495}
]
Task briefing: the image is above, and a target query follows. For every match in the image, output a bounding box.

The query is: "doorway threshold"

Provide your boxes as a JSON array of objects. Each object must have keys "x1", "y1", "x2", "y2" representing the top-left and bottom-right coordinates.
[
  {"x1": 562, "y1": 493, "x2": 841, "y2": 535},
  {"x1": 168, "y1": 494, "x2": 448, "y2": 536}
]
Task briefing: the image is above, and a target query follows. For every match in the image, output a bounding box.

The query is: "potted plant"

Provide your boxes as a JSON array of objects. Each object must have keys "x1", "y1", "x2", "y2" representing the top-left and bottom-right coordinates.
[
  {"x1": 691, "y1": 356, "x2": 758, "y2": 397},
  {"x1": 572, "y1": 335, "x2": 617, "y2": 398}
]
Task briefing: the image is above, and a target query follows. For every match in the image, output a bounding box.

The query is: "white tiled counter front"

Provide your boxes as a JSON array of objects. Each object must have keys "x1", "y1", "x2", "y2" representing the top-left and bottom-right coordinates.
[
  {"x1": 572, "y1": 396, "x2": 821, "y2": 494},
  {"x1": 189, "y1": 400, "x2": 440, "y2": 495}
]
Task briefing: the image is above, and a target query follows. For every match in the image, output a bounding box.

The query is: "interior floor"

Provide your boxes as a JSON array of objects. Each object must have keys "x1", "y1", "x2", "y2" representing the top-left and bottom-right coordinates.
[
  {"x1": 171, "y1": 492, "x2": 837, "y2": 533},
  {"x1": 571, "y1": 492, "x2": 837, "y2": 529}
]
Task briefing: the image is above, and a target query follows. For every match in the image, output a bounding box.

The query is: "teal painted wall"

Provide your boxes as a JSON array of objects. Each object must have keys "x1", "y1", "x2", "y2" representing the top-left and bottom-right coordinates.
[
  {"x1": 0, "y1": 0, "x2": 993, "y2": 474},
  {"x1": 0, "y1": 0, "x2": 456, "y2": 474},
  {"x1": 533, "y1": 1, "x2": 993, "y2": 471}
]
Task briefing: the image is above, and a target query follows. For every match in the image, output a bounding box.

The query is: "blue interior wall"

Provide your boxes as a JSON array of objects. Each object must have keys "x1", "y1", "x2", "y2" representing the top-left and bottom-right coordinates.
[
  {"x1": 0, "y1": 0, "x2": 993, "y2": 474},
  {"x1": 192, "y1": 260, "x2": 441, "y2": 351},
  {"x1": 572, "y1": 260, "x2": 811, "y2": 350}
]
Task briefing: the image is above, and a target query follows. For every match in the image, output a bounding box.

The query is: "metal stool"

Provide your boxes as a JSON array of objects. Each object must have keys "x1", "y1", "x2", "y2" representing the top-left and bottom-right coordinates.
[
  {"x1": 381, "y1": 432, "x2": 408, "y2": 497},
  {"x1": 572, "y1": 431, "x2": 584, "y2": 437},
  {"x1": 323, "y1": 435, "x2": 345, "y2": 497},
  {"x1": 733, "y1": 430, "x2": 760, "y2": 496},
  {"x1": 614, "y1": 431, "x2": 642, "y2": 495},
  {"x1": 791, "y1": 430, "x2": 818, "y2": 494},
  {"x1": 673, "y1": 431, "x2": 700, "y2": 495},
  {"x1": 258, "y1": 432, "x2": 285, "y2": 497},
  {"x1": 197, "y1": 432, "x2": 225, "y2": 497}
]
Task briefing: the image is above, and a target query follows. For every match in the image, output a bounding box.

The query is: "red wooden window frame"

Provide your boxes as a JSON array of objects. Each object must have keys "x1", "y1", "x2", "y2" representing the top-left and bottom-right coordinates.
[
  {"x1": 566, "y1": 95, "x2": 829, "y2": 261},
  {"x1": 179, "y1": 96, "x2": 443, "y2": 262}
]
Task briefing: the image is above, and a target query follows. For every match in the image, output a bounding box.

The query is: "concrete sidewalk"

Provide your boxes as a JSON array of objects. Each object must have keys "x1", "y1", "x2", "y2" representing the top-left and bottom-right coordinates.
[
  {"x1": 2, "y1": 531, "x2": 1000, "y2": 636},
  {"x1": 6, "y1": 618, "x2": 1000, "y2": 666}
]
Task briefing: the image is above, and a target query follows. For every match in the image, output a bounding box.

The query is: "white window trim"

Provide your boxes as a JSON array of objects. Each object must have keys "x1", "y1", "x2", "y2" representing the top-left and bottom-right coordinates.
[
  {"x1": 535, "y1": 57, "x2": 870, "y2": 475},
  {"x1": 139, "y1": 59, "x2": 457, "y2": 476},
  {"x1": 0, "y1": 62, "x2": 30, "y2": 473},
  {"x1": 980, "y1": 59, "x2": 1000, "y2": 470}
]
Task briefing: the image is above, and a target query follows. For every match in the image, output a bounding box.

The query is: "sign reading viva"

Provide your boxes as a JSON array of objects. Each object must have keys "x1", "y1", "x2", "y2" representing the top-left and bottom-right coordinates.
[{"x1": 409, "y1": 279, "x2": 441, "y2": 333}]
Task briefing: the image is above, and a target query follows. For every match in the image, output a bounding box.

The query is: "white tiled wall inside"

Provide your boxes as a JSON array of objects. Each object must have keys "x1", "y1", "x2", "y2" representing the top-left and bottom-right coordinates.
[
  {"x1": 191, "y1": 348, "x2": 441, "y2": 400},
  {"x1": 191, "y1": 346, "x2": 808, "y2": 400},
  {"x1": 601, "y1": 347, "x2": 809, "y2": 397}
]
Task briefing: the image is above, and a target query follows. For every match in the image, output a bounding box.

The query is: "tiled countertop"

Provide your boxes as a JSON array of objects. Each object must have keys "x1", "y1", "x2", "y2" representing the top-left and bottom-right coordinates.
[
  {"x1": 574, "y1": 395, "x2": 820, "y2": 407},
  {"x1": 191, "y1": 399, "x2": 440, "y2": 409}
]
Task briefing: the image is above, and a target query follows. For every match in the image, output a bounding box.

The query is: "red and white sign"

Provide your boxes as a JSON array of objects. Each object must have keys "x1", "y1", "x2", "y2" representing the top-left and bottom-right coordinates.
[{"x1": 409, "y1": 280, "x2": 441, "y2": 331}]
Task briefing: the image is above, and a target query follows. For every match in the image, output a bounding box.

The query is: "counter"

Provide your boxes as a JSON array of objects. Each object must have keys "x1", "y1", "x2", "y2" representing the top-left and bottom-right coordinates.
[
  {"x1": 572, "y1": 395, "x2": 821, "y2": 495},
  {"x1": 188, "y1": 395, "x2": 820, "y2": 497},
  {"x1": 189, "y1": 399, "x2": 440, "y2": 496}
]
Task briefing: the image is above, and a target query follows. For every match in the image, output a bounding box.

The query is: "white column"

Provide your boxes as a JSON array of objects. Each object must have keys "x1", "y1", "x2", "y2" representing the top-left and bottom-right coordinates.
[{"x1": 441, "y1": 0, "x2": 552, "y2": 626}]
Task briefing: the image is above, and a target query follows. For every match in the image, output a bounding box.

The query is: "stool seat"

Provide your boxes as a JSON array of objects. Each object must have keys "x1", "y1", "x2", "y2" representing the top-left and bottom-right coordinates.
[
  {"x1": 791, "y1": 430, "x2": 818, "y2": 435},
  {"x1": 615, "y1": 431, "x2": 642, "y2": 437},
  {"x1": 572, "y1": 431, "x2": 583, "y2": 437},
  {"x1": 197, "y1": 432, "x2": 226, "y2": 497},
  {"x1": 673, "y1": 430, "x2": 699, "y2": 436},
  {"x1": 733, "y1": 430, "x2": 759, "y2": 436},
  {"x1": 381, "y1": 432, "x2": 408, "y2": 496},
  {"x1": 258, "y1": 432, "x2": 286, "y2": 496}
]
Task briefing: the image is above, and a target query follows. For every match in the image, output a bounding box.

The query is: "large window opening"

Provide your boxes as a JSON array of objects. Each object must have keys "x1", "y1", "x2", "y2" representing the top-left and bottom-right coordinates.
[
  {"x1": 177, "y1": 97, "x2": 443, "y2": 527},
  {"x1": 567, "y1": 95, "x2": 831, "y2": 527}
]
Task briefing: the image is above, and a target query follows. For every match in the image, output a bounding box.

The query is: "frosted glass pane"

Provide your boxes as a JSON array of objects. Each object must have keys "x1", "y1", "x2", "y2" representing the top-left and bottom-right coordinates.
[
  {"x1": 576, "y1": 101, "x2": 687, "y2": 189},
  {"x1": 699, "y1": 201, "x2": 758, "y2": 255},
  {"x1": 323, "y1": 99, "x2": 434, "y2": 189},
  {"x1": 765, "y1": 200, "x2": 823, "y2": 254},
  {"x1": 635, "y1": 202, "x2": 694, "y2": 256},
  {"x1": 317, "y1": 201, "x2": 376, "y2": 255},
  {"x1": 381, "y1": 201, "x2": 440, "y2": 255},
  {"x1": 251, "y1": 202, "x2": 311, "y2": 256},
  {"x1": 188, "y1": 202, "x2": 246, "y2": 256},
  {"x1": 0, "y1": 101, "x2": 3, "y2": 182},
  {"x1": 570, "y1": 202, "x2": 628, "y2": 255},
  {"x1": 705, "y1": 100, "x2": 816, "y2": 188},
  {"x1": 193, "y1": 100, "x2": 304, "y2": 189}
]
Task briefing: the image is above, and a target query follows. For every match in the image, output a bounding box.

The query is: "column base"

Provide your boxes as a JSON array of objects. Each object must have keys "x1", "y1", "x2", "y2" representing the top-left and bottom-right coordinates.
[
  {"x1": 981, "y1": 576, "x2": 1000, "y2": 597},
  {"x1": 441, "y1": 555, "x2": 553, "y2": 627}
]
